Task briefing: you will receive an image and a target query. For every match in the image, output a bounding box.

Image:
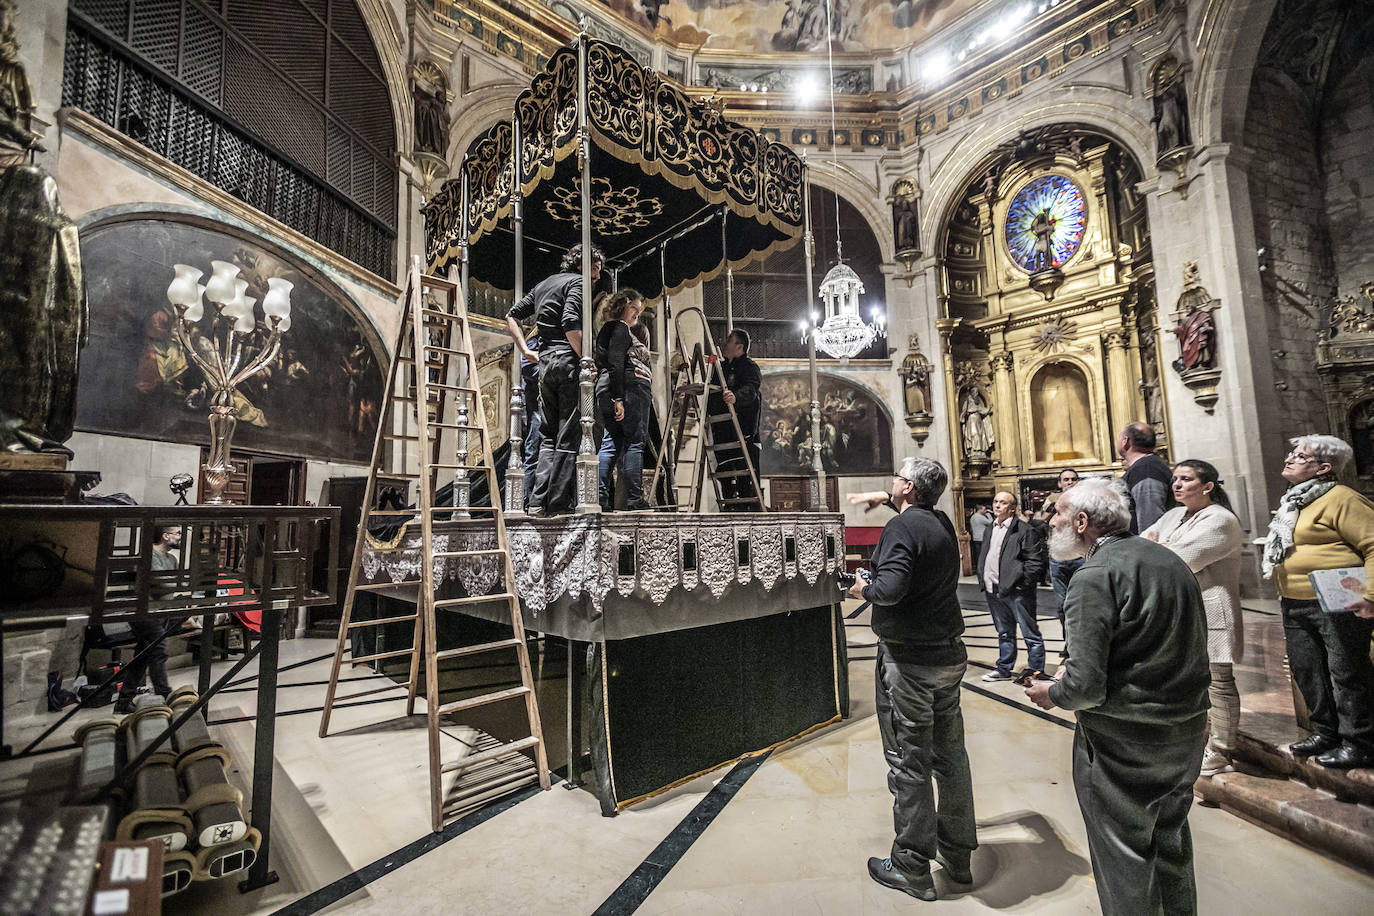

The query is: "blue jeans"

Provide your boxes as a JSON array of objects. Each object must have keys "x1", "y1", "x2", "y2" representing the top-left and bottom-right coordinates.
[
  {"x1": 987, "y1": 588, "x2": 1045, "y2": 674},
  {"x1": 596, "y1": 380, "x2": 650, "y2": 510},
  {"x1": 1049, "y1": 556, "x2": 1083, "y2": 617},
  {"x1": 522, "y1": 400, "x2": 542, "y2": 504}
]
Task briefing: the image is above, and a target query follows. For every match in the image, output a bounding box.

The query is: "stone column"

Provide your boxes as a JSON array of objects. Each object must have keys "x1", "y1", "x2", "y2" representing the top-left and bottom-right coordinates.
[
  {"x1": 1102, "y1": 328, "x2": 1135, "y2": 436},
  {"x1": 989, "y1": 351, "x2": 1019, "y2": 473}
]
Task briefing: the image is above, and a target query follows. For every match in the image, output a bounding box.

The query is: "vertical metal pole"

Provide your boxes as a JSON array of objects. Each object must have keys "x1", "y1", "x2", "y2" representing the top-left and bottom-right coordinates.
[
  {"x1": 722, "y1": 209, "x2": 734, "y2": 333},
  {"x1": 506, "y1": 119, "x2": 526, "y2": 515},
  {"x1": 801, "y1": 157, "x2": 827, "y2": 511},
  {"x1": 239, "y1": 598, "x2": 281, "y2": 892},
  {"x1": 459, "y1": 163, "x2": 470, "y2": 302},
  {"x1": 575, "y1": 26, "x2": 600, "y2": 514}
]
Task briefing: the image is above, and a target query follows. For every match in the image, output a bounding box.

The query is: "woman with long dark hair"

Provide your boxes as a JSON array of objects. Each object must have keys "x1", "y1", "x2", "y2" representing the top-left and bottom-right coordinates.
[
  {"x1": 1144, "y1": 459, "x2": 1244, "y2": 776},
  {"x1": 594, "y1": 289, "x2": 652, "y2": 511}
]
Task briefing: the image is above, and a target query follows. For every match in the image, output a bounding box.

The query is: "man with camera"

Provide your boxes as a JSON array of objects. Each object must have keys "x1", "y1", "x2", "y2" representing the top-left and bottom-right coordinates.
[{"x1": 848, "y1": 457, "x2": 976, "y2": 900}]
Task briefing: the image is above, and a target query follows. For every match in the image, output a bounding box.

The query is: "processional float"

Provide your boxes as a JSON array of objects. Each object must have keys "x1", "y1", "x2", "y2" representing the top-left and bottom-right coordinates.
[{"x1": 320, "y1": 31, "x2": 848, "y2": 828}]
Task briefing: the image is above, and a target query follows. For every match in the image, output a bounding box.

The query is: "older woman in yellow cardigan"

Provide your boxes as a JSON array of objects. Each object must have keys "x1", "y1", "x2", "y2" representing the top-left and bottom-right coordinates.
[{"x1": 1264, "y1": 434, "x2": 1374, "y2": 770}]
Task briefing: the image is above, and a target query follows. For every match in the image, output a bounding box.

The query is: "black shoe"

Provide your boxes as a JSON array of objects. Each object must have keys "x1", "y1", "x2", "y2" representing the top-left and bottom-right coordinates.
[
  {"x1": 1289, "y1": 734, "x2": 1340, "y2": 757},
  {"x1": 113, "y1": 699, "x2": 135, "y2": 715},
  {"x1": 867, "y1": 857, "x2": 936, "y2": 901},
  {"x1": 935, "y1": 851, "x2": 973, "y2": 884},
  {"x1": 1313, "y1": 744, "x2": 1374, "y2": 769}
]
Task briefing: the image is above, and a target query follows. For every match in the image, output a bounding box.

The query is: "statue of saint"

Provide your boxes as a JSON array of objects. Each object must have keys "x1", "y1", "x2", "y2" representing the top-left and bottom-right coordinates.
[
  {"x1": 959, "y1": 387, "x2": 994, "y2": 457},
  {"x1": 0, "y1": 165, "x2": 87, "y2": 455},
  {"x1": 412, "y1": 81, "x2": 449, "y2": 157},
  {"x1": 899, "y1": 341, "x2": 932, "y2": 416},
  {"x1": 893, "y1": 196, "x2": 919, "y2": 252},
  {"x1": 1172, "y1": 306, "x2": 1215, "y2": 372},
  {"x1": 1030, "y1": 208, "x2": 1055, "y2": 270}
]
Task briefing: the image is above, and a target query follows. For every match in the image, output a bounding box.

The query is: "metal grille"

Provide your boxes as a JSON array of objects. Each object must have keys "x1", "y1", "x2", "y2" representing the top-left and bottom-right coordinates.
[
  {"x1": 224, "y1": 36, "x2": 326, "y2": 176},
  {"x1": 74, "y1": 0, "x2": 130, "y2": 36},
  {"x1": 179, "y1": 4, "x2": 222, "y2": 104},
  {"x1": 64, "y1": 19, "x2": 395, "y2": 277}
]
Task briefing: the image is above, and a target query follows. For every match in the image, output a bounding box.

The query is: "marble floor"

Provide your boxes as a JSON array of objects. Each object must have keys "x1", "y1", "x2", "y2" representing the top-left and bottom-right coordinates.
[{"x1": 4, "y1": 594, "x2": 1372, "y2": 915}]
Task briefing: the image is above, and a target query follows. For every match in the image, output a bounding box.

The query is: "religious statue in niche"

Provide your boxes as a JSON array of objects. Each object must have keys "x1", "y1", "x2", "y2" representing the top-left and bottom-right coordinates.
[
  {"x1": 412, "y1": 77, "x2": 450, "y2": 156},
  {"x1": 959, "y1": 386, "x2": 995, "y2": 460},
  {"x1": 892, "y1": 179, "x2": 920, "y2": 254},
  {"x1": 898, "y1": 334, "x2": 934, "y2": 444},
  {"x1": 1152, "y1": 56, "x2": 1193, "y2": 165},
  {"x1": 1169, "y1": 260, "x2": 1223, "y2": 412},
  {"x1": 0, "y1": 0, "x2": 41, "y2": 168}
]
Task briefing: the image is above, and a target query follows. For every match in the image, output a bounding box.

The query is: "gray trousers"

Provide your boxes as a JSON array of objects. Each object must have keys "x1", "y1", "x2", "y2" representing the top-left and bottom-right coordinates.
[
  {"x1": 1073, "y1": 725, "x2": 1206, "y2": 916},
  {"x1": 875, "y1": 642, "x2": 977, "y2": 877}
]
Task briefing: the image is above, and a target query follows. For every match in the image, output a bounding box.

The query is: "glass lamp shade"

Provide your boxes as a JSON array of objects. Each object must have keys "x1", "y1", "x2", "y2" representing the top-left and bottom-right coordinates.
[
  {"x1": 205, "y1": 260, "x2": 241, "y2": 304},
  {"x1": 818, "y1": 262, "x2": 865, "y2": 318},
  {"x1": 183, "y1": 285, "x2": 207, "y2": 323},
  {"x1": 275, "y1": 314, "x2": 292, "y2": 333},
  {"x1": 234, "y1": 296, "x2": 257, "y2": 333},
  {"x1": 262, "y1": 277, "x2": 293, "y2": 318},
  {"x1": 167, "y1": 264, "x2": 204, "y2": 306}
]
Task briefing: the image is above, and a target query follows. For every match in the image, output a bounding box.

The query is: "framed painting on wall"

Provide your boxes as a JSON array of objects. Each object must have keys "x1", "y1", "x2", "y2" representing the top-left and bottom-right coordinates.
[{"x1": 758, "y1": 371, "x2": 893, "y2": 476}]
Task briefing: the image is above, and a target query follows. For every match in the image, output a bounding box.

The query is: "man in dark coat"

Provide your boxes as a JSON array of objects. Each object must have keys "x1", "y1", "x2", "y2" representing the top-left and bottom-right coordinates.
[
  {"x1": 1118, "y1": 421, "x2": 1174, "y2": 533},
  {"x1": 505, "y1": 245, "x2": 602, "y2": 515},
  {"x1": 976, "y1": 490, "x2": 1048, "y2": 681},
  {"x1": 707, "y1": 328, "x2": 762, "y2": 510},
  {"x1": 1026, "y1": 478, "x2": 1210, "y2": 916},
  {"x1": 851, "y1": 457, "x2": 976, "y2": 900}
]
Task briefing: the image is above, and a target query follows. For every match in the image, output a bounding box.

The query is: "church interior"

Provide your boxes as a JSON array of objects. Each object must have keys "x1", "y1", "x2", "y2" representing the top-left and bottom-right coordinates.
[{"x1": 2, "y1": 0, "x2": 1373, "y2": 912}]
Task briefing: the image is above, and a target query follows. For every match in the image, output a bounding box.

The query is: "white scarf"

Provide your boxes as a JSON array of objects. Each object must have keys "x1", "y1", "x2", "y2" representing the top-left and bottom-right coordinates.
[{"x1": 1262, "y1": 478, "x2": 1336, "y2": 578}]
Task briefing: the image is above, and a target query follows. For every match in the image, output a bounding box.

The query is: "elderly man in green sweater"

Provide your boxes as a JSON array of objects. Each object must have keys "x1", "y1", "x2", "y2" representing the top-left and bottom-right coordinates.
[{"x1": 1024, "y1": 478, "x2": 1210, "y2": 916}]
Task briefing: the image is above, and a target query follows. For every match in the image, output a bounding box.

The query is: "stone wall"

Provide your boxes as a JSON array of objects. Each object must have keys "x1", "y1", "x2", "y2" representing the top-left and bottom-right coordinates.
[
  {"x1": 1245, "y1": 71, "x2": 1333, "y2": 441},
  {"x1": 1322, "y1": 55, "x2": 1374, "y2": 299}
]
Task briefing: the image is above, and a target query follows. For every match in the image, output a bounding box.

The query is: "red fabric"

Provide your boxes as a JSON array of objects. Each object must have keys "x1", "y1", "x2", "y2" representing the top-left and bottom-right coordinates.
[{"x1": 845, "y1": 526, "x2": 884, "y2": 546}]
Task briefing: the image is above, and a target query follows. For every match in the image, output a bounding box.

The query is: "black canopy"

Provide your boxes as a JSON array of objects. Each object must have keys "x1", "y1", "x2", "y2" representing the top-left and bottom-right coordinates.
[{"x1": 422, "y1": 39, "x2": 803, "y2": 299}]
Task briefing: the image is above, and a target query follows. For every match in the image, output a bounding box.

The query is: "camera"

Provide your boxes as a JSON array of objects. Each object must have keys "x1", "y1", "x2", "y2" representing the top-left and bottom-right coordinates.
[{"x1": 837, "y1": 568, "x2": 871, "y2": 591}]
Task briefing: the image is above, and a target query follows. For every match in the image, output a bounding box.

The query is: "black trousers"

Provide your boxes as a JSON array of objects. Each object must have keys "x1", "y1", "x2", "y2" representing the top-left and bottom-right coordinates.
[
  {"x1": 713, "y1": 434, "x2": 761, "y2": 508},
  {"x1": 875, "y1": 641, "x2": 977, "y2": 877},
  {"x1": 532, "y1": 346, "x2": 582, "y2": 514},
  {"x1": 1073, "y1": 725, "x2": 1205, "y2": 916},
  {"x1": 118, "y1": 618, "x2": 171, "y2": 701},
  {"x1": 1282, "y1": 597, "x2": 1374, "y2": 753}
]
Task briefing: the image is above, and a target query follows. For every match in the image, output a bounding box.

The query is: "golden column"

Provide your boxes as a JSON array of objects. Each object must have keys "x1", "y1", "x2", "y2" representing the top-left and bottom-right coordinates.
[
  {"x1": 1102, "y1": 327, "x2": 1136, "y2": 438},
  {"x1": 989, "y1": 350, "x2": 1020, "y2": 474}
]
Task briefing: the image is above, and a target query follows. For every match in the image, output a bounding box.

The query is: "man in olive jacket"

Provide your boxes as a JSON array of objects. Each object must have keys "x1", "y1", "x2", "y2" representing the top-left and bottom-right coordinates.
[{"x1": 1025, "y1": 478, "x2": 1209, "y2": 916}]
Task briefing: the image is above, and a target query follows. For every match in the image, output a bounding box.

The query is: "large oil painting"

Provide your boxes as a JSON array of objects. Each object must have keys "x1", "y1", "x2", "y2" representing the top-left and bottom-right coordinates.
[
  {"x1": 759, "y1": 371, "x2": 892, "y2": 476},
  {"x1": 75, "y1": 217, "x2": 385, "y2": 463}
]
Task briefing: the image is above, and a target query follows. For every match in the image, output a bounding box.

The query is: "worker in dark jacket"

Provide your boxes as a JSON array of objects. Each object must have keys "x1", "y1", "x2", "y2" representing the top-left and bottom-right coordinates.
[
  {"x1": 976, "y1": 491, "x2": 1048, "y2": 681},
  {"x1": 1026, "y1": 478, "x2": 1209, "y2": 916},
  {"x1": 850, "y1": 457, "x2": 976, "y2": 901},
  {"x1": 707, "y1": 328, "x2": 762, "y2": 509},
  {"x1": 505, "y1": 244, "x2": 603, "y2": 516}
]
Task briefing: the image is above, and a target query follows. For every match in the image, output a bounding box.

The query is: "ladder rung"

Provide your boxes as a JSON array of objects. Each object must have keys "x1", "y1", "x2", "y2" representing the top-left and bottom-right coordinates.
[
  {"x1": 433, "y1": 549, "x2": 506, "y2": 559},
  {"x1": 720, "y1": 497, "x2": 763, "y2": 505},
  {"x1": 433, "y1": 638, "x2": 522, "y2": 661},
  {"x1": 428, "y1": 463, "x2": 488, "y2": 470},
  {"x1": 440, "y1": 736, "x2": 540, "y2": 773},
  {"x1": 334, "y1": 683, "x2": 407, "y2": 702},
  {"x1": 383, "y1": 434, "x2": 420, "y2": 441},
  {"x1": 420, "y1": 307, "x2": 461, "y2": 320},
  {"x1": 366, "y1": 509, "x2": 419, "y2": 516},
  {"x1": 434, "y1": 592, "x2": 517, "y2": 608},
  {"x1": 713, "y1": 470, "x2": 753, "y2": 478},
  {"x1": 347, "y1": 612, "x2": 420, "y2": 628},
  {"x1": 354, "y1": 582, "x2": 421, "y2": 592},
  {"x1": 423, "y1": 344, "x2": 468, "y2": 355},
  {"x1": 429, "y1": 505, "x2": 499, "y2": 514},
  {"x1": 706, "y1": 443, "x2": 741, "y2": 452},
  {"x1": 350, "y1": 648, "x2": 415, "y2": 665},
  {"x1": 436, "y1": 686, "x2": 530, "y2": 716},
  {"x1": 425, "y1": 383, "x2": 480, "y2": 393},
  {"x1": 706, "y1": 413, "x2": 734, "y2": 423},
  {"x1": 377, "y1": 472, "x2": 418, "y2": 480}
]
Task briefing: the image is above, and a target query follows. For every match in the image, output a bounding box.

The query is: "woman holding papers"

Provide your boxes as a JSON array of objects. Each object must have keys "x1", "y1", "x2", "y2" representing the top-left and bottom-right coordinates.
[
  {"x1": 1262, "y1": 434, "x2": 1374, "y2": 770},
  {"x1": 1145, "y1": 460, "x2": 1244, "y2": 776}
]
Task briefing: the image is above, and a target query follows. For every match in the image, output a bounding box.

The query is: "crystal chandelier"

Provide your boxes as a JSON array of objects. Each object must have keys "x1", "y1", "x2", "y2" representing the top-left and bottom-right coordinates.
[{"x1": 802, "y1": 0, "x2": 886, "y2": 360}]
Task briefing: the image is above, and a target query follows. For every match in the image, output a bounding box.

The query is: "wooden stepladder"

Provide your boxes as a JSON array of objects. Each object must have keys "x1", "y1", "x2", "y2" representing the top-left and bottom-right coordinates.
[
  {"x1": 319, "y1": 256, "x2": 550, "y2": 832},
  {"x1": 650, "y1": 307, "x2": 765, "y2": 513}
]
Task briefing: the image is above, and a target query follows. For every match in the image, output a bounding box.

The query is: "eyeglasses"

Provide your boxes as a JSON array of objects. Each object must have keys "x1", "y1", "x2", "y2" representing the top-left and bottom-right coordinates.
[
  {"x1": 1285, "y1": 450, "x2": 1318, "y2": 464},
  {"x1": 893, "y1": 474, "x2": 911, "y2": 484}
]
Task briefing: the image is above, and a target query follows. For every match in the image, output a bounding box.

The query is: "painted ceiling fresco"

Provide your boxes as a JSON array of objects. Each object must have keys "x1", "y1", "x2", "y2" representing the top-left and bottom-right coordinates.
[{"x1": 542, "y1": 0, "x2": 986, "y2": 53}]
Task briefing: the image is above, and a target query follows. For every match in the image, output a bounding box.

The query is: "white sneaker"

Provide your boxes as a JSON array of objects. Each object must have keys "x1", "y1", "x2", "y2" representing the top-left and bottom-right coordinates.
[
  {"x1": 980, "y1": 670, "x2": 1012, "y2": 682},
  {"x1": 1200, "y1": 749, "x2": 1234, "y2": 777}
]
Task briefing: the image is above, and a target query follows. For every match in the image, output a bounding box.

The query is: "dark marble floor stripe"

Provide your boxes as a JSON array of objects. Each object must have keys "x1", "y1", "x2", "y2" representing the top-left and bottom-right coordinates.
[
  {"x1": 269, "y1": 783, "x2": 544, "y2": 916},
  {"x1": 591, "y1": 753, "x2": 771, "y2": 915}
]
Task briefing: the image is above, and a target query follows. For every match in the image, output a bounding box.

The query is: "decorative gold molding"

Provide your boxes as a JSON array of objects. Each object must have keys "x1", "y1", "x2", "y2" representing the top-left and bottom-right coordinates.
[{"x1": 59, "y1": 108, "x2": 401, "y2": 298}]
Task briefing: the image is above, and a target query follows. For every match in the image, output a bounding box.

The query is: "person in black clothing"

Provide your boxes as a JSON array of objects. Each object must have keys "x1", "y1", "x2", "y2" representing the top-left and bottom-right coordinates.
[
  {"x1": 707, "y1": 328, "x2": 762, "y2": 510},
  {"x1": 519, "y1": 331, "x2": 542, "y2": 505},
  {"x1": 505, "y1": 244, "x2": 603, "y2": 516},
  {"x1": 594, "y1": 288, "x2": 652, "y2": 511},
  {"x1": 1119, "y1": 421, "x2": 1175, "y2": 533},
  {"x1": 977, "y1": 491, "x2": 1048, "y2": 681},
  {"x1": 850, "y1": 457, "x2": 977, "y2": 900},
  {"x1": 115, "y1": 526, "x2": 180, "y2": 714}
]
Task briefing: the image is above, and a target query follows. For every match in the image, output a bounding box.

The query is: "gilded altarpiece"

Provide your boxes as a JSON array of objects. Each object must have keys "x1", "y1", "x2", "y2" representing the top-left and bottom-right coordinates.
[{"x1": 938, "y1": 134, "x2": 1162, "y2": 519}]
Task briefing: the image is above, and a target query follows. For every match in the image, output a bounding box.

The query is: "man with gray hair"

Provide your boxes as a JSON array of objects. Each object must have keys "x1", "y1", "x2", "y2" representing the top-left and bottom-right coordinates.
[
  {"x1": 849, "y1": 457, "x2": 976, "y2": 900},
  {"x1": 1025, "y1": 478, "x2": 1210, "y2": 916}
]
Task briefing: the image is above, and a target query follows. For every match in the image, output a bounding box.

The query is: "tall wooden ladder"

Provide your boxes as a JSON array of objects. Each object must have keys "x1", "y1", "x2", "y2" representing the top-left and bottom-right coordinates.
[
  {"x1": 649, "y1": 307, "x2": 765, "y2": 512},
  {"x1": 318, "y1": 256, "x2": 550, "y2": 832}
]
